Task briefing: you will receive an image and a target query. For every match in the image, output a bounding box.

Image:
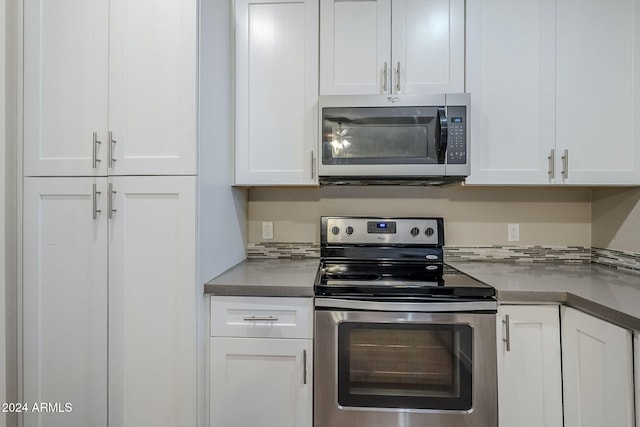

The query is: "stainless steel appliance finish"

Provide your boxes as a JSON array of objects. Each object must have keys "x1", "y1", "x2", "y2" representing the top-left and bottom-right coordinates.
[
  {"x1": 315, "y1": 308, "x2": 497, "y2": 427},
  {"x1": 314, "y1": 216, "x2": 497, "y2": 427},
  {"x1": 318, "y1": 93, "x2": 470, "y2": 185}
]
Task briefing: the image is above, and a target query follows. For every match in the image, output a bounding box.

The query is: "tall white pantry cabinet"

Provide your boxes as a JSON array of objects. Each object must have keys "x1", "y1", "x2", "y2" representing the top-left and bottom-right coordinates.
[{"x1": 21, "y1": 1, "x2": 198, "y2": 427}]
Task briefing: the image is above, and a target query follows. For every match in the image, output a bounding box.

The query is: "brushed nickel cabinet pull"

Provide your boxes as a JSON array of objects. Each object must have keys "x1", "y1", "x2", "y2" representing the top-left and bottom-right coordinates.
[
  {"x1": 92, "y1": 184, "x2": 102, "y2": 220},
  {"x1": 92, "y1": 132, "x2": 102, "y2": 169},
  {"x1": 242, "y1": 316, "x2": 279, "y2": 322},
  {"x1": 383, "y1": 62, "x2": 388, "y2": 93},
  {"x1": 303, "y1": 349, "x2": 307, "y2": 385},
  {"x1": 561, "y1": 149, "x2": 569, "y2": 179},
  {"x1": 108, "y1": 183, "x2": 117, "y2": 219},
  {"x1": 548, "y1": 149, "x2": 555, "y2": 179},
  {"x1": 395, "y1": 61, "x2": 401, "y2": 93},
  {"x1": 108, "y1": 131, "x2": 117, "y2": 168},
  {"x1": 502, "y1": 314, "x2": 511, "y2": 352},
  {"x1": 310, "y1": 151, "x2": 315, "y2": 180}
]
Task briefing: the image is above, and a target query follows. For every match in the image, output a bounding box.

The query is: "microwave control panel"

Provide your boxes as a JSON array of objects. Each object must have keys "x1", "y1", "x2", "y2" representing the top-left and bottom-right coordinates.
[{"x1": 447, "y1": 105, "x2": 467, "y2": 165}]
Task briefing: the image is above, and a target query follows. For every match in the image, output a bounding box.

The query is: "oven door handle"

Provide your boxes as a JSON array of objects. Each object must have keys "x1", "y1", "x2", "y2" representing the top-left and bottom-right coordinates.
[{"x1": 314, "y1": 297, "x2": 496, "y2": 312}]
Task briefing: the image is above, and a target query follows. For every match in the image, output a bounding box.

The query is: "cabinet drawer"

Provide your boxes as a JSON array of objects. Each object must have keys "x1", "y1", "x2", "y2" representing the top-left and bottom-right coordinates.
[{"x1": 211, "y1": 296, "x2": 313, "y2": 339}]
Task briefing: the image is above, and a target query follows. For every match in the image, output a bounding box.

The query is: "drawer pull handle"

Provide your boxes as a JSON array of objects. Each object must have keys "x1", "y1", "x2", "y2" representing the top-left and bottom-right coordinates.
[{"x1": 243, "y1": 316, "x2": 279, "y2": 322}]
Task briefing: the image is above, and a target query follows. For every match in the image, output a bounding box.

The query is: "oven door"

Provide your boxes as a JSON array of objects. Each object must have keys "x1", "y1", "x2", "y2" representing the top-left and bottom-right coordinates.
[{"x1": 314, "y1": 301, "x2": 497, "y2": 427}]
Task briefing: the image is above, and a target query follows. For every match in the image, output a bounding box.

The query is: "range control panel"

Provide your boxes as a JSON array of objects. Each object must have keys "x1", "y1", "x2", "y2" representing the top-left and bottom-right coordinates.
[{"x1": 322, "y1": 217, "x2": 443, "y2": 245}]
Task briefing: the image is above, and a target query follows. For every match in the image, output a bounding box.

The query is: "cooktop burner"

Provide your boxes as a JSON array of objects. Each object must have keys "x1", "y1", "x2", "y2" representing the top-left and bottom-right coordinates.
[
  {"x1": 316, "y1": 216, "x2": 496, "y2": 300},
  {"x1": 316, "y1": 262, "x2": 495, "y2": 298}
]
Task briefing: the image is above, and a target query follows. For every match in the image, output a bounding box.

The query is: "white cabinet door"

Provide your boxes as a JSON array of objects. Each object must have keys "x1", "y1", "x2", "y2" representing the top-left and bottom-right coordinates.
[
  {"x1": 319, "y1": 0, "x2": 391, "y2": 95},
  {"x1": 23, "y1": 0, "x2": 109, "y2": 177},
  {"x1": 108, "y1": 0, "x2": 197, "y2": 176},
  {"x1": 465, "y1": 0, "x2": 557, "y2": 184},
  {"x1": 633, "y1": 332, "x2": 640, "y2": 427},
  {"x1": 108, "y1": 176, "x2": 197, "y2": 427},
  {"x1": 23, "y1": 178, "x2": 108, "y2": 427},
  {"x1": 497, "y1": 305, "x2": 563, "y2": 427},
  {"x1": 320, "y1": 0, "x2": 464, "y2": 95},
  {"x1": 468, "y1": 0, "x2": 640, "y2": 186},
  {"x1": 561, "y1": 307, "x2": 634, "y2": 427},
  {"x1": 391, "y1": 0, "x2": 465, "y2": 94},
  {"x1": 23, "y1": 0, "x2": 197, "y2": 177},
  {"x1": 235, "y1": 0, "x2": 319, "y2": 185},
  {"x1": 210, "y1": 337, "x2": 312, "y2": 427},
  {"x1": 555, "y1": 0, "x2": 640, "y2": 185}
]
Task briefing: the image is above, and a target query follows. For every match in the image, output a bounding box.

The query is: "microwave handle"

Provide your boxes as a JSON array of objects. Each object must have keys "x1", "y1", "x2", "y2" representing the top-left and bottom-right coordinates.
[{"x1": 437, "y1": 107, "x2": 448, "y2": 163}]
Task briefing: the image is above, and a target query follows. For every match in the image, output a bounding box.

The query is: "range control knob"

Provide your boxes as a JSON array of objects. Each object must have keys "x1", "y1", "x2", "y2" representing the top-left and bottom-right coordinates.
[
  {"x1": 331, "y1": 226, "x2": 340, "y2": 235},
  {"x1": 425, "y1": 227, "x2": 435, "y2": 237},
  {"x1": 345, "y1": 226, "x2": 354, "y2": 235},
  {"x1": 410, "y1": 227, "x2": 420, "y2": 236}
]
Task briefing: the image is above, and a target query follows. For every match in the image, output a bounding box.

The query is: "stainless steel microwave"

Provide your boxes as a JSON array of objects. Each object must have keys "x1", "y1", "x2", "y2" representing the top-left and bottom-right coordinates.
[{"x1": 318, "y1": 93, "x2": 470, "y2": 185}]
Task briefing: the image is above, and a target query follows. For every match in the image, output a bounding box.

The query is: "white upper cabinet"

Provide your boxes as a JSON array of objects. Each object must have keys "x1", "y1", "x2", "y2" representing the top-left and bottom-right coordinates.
[
  {"x1": 23, "y1": 0, "x2": 197, "y2": 177},
  {"x1": 555, "y1": 0, "x2": 640, "y2": 184},
  {"x1": 108, "y1": 0, "x2": 197, "y2": 176},
  {"x1": 23, "y1": 0, "x2": 109, "y2": 177},
  {"x1": 391, "y1": 0, "x2": 465, "y2": 94},
  {"x1": 465, "y1": 0, "x2": 556, "y2": 184},
  {"x1": 467, "y1": 0, "x2": 640, "y2": 185},
  {"x1": 320, "y1": 0, "x2": 391, "y2": 95},
  {"x1": 320, "y1": 0, "x2": 465, "y2": 95},
  {"x1": 234, "y1": 0, "x2": 319, "y2": 186}
]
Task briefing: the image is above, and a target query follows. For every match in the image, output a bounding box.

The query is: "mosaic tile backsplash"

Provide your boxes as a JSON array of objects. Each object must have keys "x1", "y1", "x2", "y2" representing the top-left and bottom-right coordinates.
[
  {"x1": 248, "y1": 242, "x2": 320, "y2": 259},
  {"x1": 247, "y1": 243, "x2": 640, "y2": 272},
  {"x1": 592, "y1": 247, "x2": 640, "y2": 273}
]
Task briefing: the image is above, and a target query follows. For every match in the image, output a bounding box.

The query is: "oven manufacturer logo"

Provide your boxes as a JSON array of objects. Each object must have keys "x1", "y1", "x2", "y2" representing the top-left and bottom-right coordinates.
[{"x1": 387, "y1": 96, "x2": 401, "y2": 103}]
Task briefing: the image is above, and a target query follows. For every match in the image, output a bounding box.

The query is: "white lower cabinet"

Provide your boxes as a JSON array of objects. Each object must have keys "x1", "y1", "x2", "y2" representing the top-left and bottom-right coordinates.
[
  {"x1": 23, "y1": 176, "x2": 197, "y2": 427},
  {"x1": 635, "y1": 334, "x2": 640, "y2": 427},
  {"x1": 209, "y1": 296, "x2": 312, "y2": 427},
  {"x1": 23, "y1": 178, "x2": 108, "y2": 427},
  {"x1": 496, "y1": 305, "x2": 563, "y2": 427},
  {"x1": 561, "y1": 306, "x2": 634, "y2": 427},
  {"x1": 108, "y1": 176, "x2": 197, "y2": 427}
]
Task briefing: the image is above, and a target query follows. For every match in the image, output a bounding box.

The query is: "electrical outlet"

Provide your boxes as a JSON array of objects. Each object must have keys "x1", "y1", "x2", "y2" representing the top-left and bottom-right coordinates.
[
  {"x1": 262, "y1": 221, "x2": 274, "y2": 240},
  {"x1": 508, "y1": 223, "x2": 520, "y2": 242}
]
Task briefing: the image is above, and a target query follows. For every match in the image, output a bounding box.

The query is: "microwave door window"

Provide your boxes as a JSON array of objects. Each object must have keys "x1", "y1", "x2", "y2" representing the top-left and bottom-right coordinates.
[{"x1": 322, "y1": 107, "x2": 442, "y2": 165}]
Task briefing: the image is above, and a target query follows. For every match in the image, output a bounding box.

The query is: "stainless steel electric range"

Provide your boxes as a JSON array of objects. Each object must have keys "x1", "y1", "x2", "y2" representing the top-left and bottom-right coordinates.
[{"x1": 314, "y1": 216, "x2": 497, "y2": 427}]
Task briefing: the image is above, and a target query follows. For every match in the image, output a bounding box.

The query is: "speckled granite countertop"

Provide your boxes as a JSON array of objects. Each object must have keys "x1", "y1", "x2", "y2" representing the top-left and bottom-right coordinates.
[{"x1": 204, "y1": 258, "x2": 640, "y2": 331}]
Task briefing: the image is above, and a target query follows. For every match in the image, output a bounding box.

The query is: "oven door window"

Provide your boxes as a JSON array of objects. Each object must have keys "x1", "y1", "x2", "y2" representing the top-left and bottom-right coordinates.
[
  {"x1": 321, "y1": 106, "x2": 445, "y2": 165},
  {"x1": 337, "y1": 322, "x2": 472, "y2": 410}
]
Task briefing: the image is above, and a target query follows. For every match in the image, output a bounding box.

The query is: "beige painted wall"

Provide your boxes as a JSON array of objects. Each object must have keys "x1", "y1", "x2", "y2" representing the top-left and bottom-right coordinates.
[
  {"x1": 592, "y1": 188, "x2": 640, "y2": 253},
  {"x1": 248, "y1": 186, "x2": 592, "y2": 246}
]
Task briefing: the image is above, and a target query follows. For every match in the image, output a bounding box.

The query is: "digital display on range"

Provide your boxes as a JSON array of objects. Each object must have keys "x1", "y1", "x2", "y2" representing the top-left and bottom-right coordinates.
[{"x1": 367, "y1": 221, "x2": 397, "y2": 234}]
